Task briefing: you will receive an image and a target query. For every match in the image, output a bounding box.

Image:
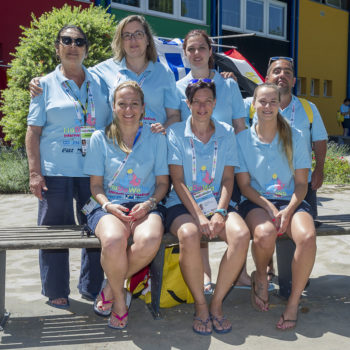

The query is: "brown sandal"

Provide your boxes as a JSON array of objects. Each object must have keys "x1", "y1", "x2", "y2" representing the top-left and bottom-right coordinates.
[{"x1": 250, "y1": 271, "x2": 269, "y2": 312}]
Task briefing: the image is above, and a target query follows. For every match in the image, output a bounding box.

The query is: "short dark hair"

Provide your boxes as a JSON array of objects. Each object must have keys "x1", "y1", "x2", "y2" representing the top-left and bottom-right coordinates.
[
  {"x1": 185, "y1": 79, "x2": 216, "y2": 104},
  {"x1": 55, "y1": 25, "x2": 89, "y2": 53}
]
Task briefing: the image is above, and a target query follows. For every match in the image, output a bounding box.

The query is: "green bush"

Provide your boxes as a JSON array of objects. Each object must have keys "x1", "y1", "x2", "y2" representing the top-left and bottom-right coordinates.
[
  {"x1": 0, "y1": 4, "x2": 117, "y2": 148},
  {"x1": 312, "y1": 142, "x2": 350, "y2": 185},
  {"x1": 0, "y1": 145, "x2": 29, "y2": 193}
]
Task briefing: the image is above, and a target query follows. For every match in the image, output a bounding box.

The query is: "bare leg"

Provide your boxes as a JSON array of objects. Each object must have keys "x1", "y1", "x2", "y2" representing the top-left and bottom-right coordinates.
[
  {"x1": 95, "y1": 215, "x2": 130, "y2": 328},
  {"x1": 276, "y1": 211, "x2": 316, "y2": 330},
  {"x1": 170, "y1": 214, "x2": 212, "y2": 334},
  {"x1": 201, "y1": 243, "x2": 212, "y2": 293},
  {"x1": 246, "y1": 208, "x2": 277, "y2": 311},
  {"x1": 234, "y1": 262, "x2": 251, "y2": 287}
]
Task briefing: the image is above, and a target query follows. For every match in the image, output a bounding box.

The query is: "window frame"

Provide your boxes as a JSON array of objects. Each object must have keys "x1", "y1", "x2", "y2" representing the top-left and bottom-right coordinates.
[
  {"x1": 111, "y1": 0, "x2": 207, "y2": 25},
  {"x1": 222, "y1": 0, "x2": 287, "y2": 41}
]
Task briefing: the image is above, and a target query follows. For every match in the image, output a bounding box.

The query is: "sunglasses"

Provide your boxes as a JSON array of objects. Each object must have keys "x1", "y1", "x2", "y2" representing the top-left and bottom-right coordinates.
[
  {"x1": 121, "y1": 30, "x2": 145, "y2": 41},
  {"x1": 268, "y1": 56, "x2": 294, "y2": 67},
  {"x1": 189, "y1": 78, "x2": 212, "y2": 84},
  {"x1": 60, "y1": 36, "x2": 87, "y2": 47}
]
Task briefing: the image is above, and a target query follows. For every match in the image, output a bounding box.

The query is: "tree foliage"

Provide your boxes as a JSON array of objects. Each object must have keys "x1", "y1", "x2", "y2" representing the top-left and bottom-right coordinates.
[{"x1": 0, "y1": 4, "x2": 117, "y2": 147}]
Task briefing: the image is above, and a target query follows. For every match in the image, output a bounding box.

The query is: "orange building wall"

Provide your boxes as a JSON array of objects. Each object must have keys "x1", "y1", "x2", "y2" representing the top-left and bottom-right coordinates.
[{"x1": 298, "y1": 0, "x2": 349, "y2": 135}]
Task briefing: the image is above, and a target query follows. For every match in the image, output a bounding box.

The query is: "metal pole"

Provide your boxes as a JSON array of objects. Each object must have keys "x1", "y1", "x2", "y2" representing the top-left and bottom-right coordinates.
[{"x1": 0, "y1": 250, "x2": 10, "y2": 331}]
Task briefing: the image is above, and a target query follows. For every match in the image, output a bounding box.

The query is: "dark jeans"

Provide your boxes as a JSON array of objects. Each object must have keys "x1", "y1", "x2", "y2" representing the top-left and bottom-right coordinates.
[
  {"x1": 38, "y1": 176, "x2": 104, "y2": 299},
  {"x1": 305, "y1": 182, "x2": 317, "y2": 220}
]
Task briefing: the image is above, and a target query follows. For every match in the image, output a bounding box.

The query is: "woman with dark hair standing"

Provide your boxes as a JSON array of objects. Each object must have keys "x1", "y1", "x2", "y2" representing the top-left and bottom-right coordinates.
[
  {"x1": 26, "y1": 25, "x2": 112, "y2": 308},
  {"x1": 236, "y1": 83, "x2": 316, "y2": 330},
  {"x1": 166, "y1": 80, "x2": 250, "y2": 335},
  {"x1": 84, "y1": 81, "x2": 169, "y2": 329}
]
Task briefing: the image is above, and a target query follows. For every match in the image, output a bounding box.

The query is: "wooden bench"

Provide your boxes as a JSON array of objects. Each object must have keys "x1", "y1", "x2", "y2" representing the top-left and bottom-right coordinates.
[{"x1": 1, "y1": 216, "x2": 350, "y2": 329}]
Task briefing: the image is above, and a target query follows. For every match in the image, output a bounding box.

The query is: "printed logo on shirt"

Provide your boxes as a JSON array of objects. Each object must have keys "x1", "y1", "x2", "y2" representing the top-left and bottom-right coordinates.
[
  {"x1": 186, "y1": 164, "x2": 217, "y2": 196},
  {"x1": 264, "y1": 173, "x2": 291, "y2": 198}
]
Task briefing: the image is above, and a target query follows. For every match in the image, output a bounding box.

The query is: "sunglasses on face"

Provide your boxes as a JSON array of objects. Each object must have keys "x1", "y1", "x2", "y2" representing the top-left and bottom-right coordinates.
[
  {"x1": 268, "y1": 56, "x2": 294, "y2": 67},
  {"x1": 121, "y1": 30, "x2": 145, "y2": 41},
  {"x1": 60, "y1": 36, "x2": 87, "y2": 47},
  {"x1": 189, "y1": 78, "x2": 212, "y2": 84}
]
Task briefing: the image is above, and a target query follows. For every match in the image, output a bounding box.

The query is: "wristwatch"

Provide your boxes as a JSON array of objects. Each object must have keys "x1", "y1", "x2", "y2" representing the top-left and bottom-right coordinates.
[
  {"x1": 147, "y1": 197, "x2": 157, "y2": 211},
  {"x1": 214, "y1": 208, "x2": 228, "y2": 217}
]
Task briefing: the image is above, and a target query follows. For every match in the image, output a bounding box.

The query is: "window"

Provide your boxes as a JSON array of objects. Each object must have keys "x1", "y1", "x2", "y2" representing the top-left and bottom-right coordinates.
[
  {"x1": 323, "y1": 80, "x2": 332, "y2": 97},
  {"x1": 246, "y1": 0, "x2": 264, "y2": 33},
  {"x1": 111, "y1": 0, "x2": 205, "y2": 23},
  {"x1": 296, "y1": 77, "x2": 307, "y2": 96},
  {"x1": 310, "y1": 78, "x2": 320, "y2": 96},
  {"x1": 222, "y1": 0, "x2": 241, "y2": 28},
  {"x1": 222, "y1": 0, "x2": 287, "y2": 40},
  {"x1": 325, "y1": 0, "x2": 341, "y2": 8}
]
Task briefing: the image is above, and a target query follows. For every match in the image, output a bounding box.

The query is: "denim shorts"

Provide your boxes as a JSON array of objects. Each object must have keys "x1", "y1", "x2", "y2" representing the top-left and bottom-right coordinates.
[
  {"x1": 165, "y1": 203, "x2": 237, "y2": 232},
  {"x1": 238, "y1": 199, "x2": 311, "y2": 219},
  {"x1": 87, "y1": 201, "x2": 166, "y2": 234}
]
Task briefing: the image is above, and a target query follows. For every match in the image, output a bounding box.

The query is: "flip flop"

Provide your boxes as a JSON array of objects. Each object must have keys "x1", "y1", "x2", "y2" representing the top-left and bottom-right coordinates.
[
  {"x1": 276, "y1": 313, "x2": 297, "y2": 331},
  {"x1": 250, "y1": 271, "x2": 269, "y2": 312},
  {"x1": 94, "y1": 279, "x2": 113, "y2": 317},
  {"x1": 47, "y1": 298, "x2": 70, "y2": 309},
  {"x1": 108, "y1": 311, "x2": 128, "y2": 330},
  {"x1": 210, "y1": 313, "x2": 232, "y2": 334},
  {"x1": 235, "y1": 283, "x2": 275, "y2": 292},
  {"x1": 192, "y1": 316, "x2": 212, "y2": 336},
  {"x1": 204, "y1": 282, "x2": 214, "y2": 295}
]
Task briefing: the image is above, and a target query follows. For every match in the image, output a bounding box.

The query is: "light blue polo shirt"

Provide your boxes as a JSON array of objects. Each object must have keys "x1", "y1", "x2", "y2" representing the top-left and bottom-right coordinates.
[
  {"x1": 83, "y1": 125, "x2": 168, "y2": 203},
  {"x1": 166, "y1": 117, "x2": 239, "y2": 208},
  {"x1": 340, "y1": 103, "x2": 350, "y2": 120},
  {"x1": 236, "y1": 125, "x2": 311, "y2": 201},
  {"x1": 176, "y1": 70, "x2": 245, "y2": 125},
  {"x1": 244, "y1": 95, "x2": 327, "y2": 181},
  {"x1": 89, "y1": 58, "x2": 180, "y2": 125},
  {"x1": 27, "y1": 65, "x2": 113, "y2": 177}
]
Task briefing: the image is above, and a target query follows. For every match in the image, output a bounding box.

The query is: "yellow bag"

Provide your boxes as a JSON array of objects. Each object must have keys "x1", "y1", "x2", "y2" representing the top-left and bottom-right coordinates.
[
  {"x1": 337, "y1": 111, "x2": 344, "y2": 123},
  {"x1": 127, "y1": 246, "x2": 194, "y2": 308}
]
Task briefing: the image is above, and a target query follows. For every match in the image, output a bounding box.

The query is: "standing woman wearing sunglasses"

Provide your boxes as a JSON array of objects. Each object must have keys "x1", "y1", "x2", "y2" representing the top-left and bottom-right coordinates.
[
  {"x1": 176, "y1": 29, "x2": 247, "y2": 295},
  {"x1": 25, "y1": 25, "x2": 112, "y2": 308}
]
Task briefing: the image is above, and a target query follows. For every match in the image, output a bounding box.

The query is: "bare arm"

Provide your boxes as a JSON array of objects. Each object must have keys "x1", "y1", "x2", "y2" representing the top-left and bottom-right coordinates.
[
  {"x1": 311, "y1": 139, "x2": 327, "y2": 190},
  {"x1": 25, "y1": 125, "x2": 47, "y2": 200},
  {"x1": 232, "y1": 117, "x2": 246, "y2": 134}
]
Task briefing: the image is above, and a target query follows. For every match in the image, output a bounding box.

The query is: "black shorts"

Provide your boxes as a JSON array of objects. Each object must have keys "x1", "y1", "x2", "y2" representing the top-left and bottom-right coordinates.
[
  {"x1": 87, "y1": 202, "x2": 166, "y2": 234},
  {"x1": 165, "y1": 203, "x2": 237, "y2": 232},
  {"x1": 238, "y1": 199, "x2": 311, "y2": 219}
]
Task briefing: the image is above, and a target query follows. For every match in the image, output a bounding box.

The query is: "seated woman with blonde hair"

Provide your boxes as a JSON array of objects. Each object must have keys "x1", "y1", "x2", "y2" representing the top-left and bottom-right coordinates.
[
  {"x1": 84, "y1": 81, "x2": 169, "y2": 329},
  {"x1": 236, "y1": 83, "x2": 316, "y2": 330}
]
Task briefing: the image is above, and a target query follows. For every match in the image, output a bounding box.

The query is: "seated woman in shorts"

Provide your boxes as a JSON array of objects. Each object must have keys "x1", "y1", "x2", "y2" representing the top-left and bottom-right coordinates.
[
  {"x1": 166, "y1": 79, "x2": 250, "y2": 335},
  {"x1": 84, "y1": 81, "x2": 169, "y2": 329},
  {"x1": 236, "y1": 83, "x2": 316, "y2": 330}
]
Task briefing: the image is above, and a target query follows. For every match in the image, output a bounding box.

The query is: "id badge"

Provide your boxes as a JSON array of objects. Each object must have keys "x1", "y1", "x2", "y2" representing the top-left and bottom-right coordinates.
[
  {"x1": 193, "y1": 189, "x2": 218, "y2": 217},
  {"x1": 80, "y1": 126, "x2": 95, "y2": 157},
  {"x1": 81, "y1": 196, "x2": 99, "y2": 215}
]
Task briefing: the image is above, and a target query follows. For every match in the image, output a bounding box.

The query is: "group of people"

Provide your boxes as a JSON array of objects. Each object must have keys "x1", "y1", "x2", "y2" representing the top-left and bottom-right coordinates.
[{"x1": 26, "y1": 14, "x2": 328, "y2": 334}]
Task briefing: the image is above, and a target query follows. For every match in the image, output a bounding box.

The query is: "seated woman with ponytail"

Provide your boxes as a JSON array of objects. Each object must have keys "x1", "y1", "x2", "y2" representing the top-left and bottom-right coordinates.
[
  {"x1": 83, "y1": 81, "x2": 169, "y2": 330},
  {"x1": 235, "y1": 83, "x2": 316, "y2": 331}
]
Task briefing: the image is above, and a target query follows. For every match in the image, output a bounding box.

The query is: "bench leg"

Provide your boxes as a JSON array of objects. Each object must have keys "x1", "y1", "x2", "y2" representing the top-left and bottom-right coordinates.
[
  {"x1": 148, "y1": 243, "x2": 166, "y2": 320},
  {"x1": 276, "y1": 239, "x2": 295, "y2": 299},
  {"x1": 0, "y1": 250, "x2": 10, "y2": 331}
]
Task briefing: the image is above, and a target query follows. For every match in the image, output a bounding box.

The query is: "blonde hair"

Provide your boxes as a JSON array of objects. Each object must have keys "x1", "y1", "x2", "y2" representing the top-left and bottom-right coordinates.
[
  {"x1": 111, "y1": 15, "x2": 158, "y2": 63},
  {"x1": 253, "y1": 83, "x2": 294, "y2": 173},
  {"x1": 106, "y1": 81, "x2": 144, "y2": 154}
]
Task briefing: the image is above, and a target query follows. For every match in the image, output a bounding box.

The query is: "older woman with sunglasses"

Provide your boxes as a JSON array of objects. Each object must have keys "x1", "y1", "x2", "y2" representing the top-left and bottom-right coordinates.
[
  {"x1": 166, "y1": 80, "x2": 250, "y2": 335},
  {"x1": 176, "y1": 29, "x2": 247, "y2": 294},
  {"x1": 26, "y1": 25, "x2": 112, "y2": 308}
]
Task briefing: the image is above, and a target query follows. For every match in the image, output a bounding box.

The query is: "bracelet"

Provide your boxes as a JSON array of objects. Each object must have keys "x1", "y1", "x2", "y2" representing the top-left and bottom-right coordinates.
[
  {"x1": 102, "y1": 201, "x2": 112, "y2": 213},
  {"x1": 147, "y1": 197, "x2": 157, "y2": 211}
]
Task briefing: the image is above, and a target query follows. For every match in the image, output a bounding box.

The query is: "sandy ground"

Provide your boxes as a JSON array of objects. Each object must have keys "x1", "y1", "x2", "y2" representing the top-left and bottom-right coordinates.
[{"x1": 0, "y1": 185, "x2": 350, "y2": 349}]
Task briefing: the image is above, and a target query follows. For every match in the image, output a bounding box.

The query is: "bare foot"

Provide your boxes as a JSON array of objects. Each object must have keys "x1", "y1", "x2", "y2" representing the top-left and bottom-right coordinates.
[
  {"x1": 276, "y1": 304, "x2": 298, "y2": 330},
  {"x1": 193, "y1": 303, "x2": 212, "y2": 335},
  {"x1": 50, "y1": 298, "x2": 68, "y2": 306},
  {"x1": 210, "y1": 302, "x2": 232, "y2": 333},
  {"x1": 109, "y1": 300, "x2": 128, "y2": 329},
  {"x1": 95, "y1": 281, "x2": 113, "y2": 314},
  {"x1": 251, "y1": 271, "x2": 269, "y2": 312}
]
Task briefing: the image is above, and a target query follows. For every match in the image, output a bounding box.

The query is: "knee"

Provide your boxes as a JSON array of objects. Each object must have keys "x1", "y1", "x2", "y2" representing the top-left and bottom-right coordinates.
[
  {"x1": 178, "y1": 225, "x2": 201, "y2": 249},
  {"x1": 296, "y1": 229, "x2": 316, "y2": 250},
  {"x1": 101, "y1": 231, "x2": 127, "y2": 257},
  {"x1": 135, "y1": 231, "x2": 162, "y2": 256},
  {"x1": 253, "y1": 227, "x2": 276, "y2": 250},
  {"x1": 229, "y1": 225, "x2": 250, "y2": 250}
]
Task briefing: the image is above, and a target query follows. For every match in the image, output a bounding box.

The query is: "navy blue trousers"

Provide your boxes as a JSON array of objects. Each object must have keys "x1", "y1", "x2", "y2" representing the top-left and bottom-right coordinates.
[{"x1": 38, "y1": 176, "x2": 104, "y2": 299}]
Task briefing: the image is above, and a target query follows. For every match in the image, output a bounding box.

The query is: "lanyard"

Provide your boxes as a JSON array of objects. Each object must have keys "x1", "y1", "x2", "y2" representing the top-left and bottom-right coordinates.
[
  {"x1": 189, "y1": 138, "x2": 218, "y2": 184},
  {"x1": 289, "y1": 102, "x2": 295, "y2": 127},
  {"x1": 108, "y1": 126, "x2": 142, "y2": 188},
  {"x1": 116, "y1": 70, "x2": 150, "y2": 88},
  {"x1": 62, "y1": 81, "x2": 95, "y2": 126}
]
